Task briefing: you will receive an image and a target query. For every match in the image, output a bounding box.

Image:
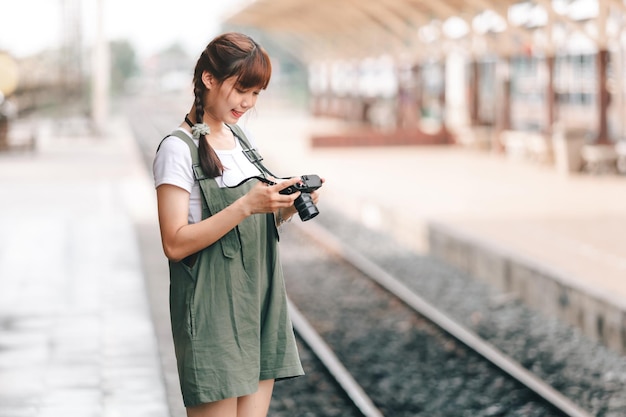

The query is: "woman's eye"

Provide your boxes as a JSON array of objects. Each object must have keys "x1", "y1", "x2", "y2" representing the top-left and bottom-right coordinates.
[{"x1": 235, "y1": 87, "x2": 260, "y2": 96}]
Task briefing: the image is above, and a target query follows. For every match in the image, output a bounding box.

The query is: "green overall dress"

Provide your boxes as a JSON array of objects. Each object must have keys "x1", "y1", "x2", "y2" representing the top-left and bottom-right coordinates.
[{"x1": 165, "y1": 127, "x2": 304, "y2": 407}]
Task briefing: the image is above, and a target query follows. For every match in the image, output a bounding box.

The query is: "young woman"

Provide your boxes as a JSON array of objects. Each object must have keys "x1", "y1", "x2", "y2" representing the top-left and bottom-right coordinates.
[{"x1": 153, "y1": 32, "x2": 318, "y2": 417}]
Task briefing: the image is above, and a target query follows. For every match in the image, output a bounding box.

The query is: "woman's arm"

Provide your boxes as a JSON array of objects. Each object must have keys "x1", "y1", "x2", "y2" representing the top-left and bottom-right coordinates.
[{"x1": 157, "y1": 178, "x2": 302, "y2": 262}]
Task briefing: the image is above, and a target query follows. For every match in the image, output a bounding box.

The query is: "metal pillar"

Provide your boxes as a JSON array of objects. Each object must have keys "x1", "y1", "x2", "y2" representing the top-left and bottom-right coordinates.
[
  {"x1": 545, "y1": 55, "x2": 556, "y2": 134},
  {"x1": 469, "y1": 60, "x2": 480, "y2": 126},
  {"x1": 596, "y1": 49, "x2": 610, "y2": 143},
  {"x1": 91, "y1": 0, "x2": 109, "y2": 136}
]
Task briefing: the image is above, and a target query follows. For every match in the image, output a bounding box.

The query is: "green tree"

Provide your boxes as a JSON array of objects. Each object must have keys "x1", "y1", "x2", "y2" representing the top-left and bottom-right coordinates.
[{"x1": 110, "y1": 40, "x2": 138, "y2": 94}]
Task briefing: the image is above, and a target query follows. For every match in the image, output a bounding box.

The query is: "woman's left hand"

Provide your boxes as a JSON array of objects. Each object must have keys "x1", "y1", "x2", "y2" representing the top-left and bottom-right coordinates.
[
  {"x1": 309, "y1": 177, "x2": 325, "y2": 205},
  {"x1": 276, "y1": 176, "x2": 324, "y2": 207}
]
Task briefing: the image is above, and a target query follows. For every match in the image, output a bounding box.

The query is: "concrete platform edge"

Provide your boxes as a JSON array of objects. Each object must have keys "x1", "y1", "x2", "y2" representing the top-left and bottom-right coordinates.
[{"x1": 428, "y1": 221, "x2": 626, "y2": 355}]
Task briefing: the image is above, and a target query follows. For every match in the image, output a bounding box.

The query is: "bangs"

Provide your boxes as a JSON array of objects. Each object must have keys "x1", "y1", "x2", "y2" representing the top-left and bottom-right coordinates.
[{"x1": 234, "y1": 49, "x2": 272, "y2": 90}]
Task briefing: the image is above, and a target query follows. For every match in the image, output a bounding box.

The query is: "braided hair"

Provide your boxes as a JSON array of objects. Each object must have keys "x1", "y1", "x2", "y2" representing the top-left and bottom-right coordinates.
[{"x1": 192, "y1": 32, "x2": 272, "y2": 178}]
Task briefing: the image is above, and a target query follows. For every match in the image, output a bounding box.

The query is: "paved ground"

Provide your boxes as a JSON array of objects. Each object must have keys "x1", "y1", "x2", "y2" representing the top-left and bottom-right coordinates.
[{"x1": 0, "y1": 116, "x2": 169, "y2": 417}]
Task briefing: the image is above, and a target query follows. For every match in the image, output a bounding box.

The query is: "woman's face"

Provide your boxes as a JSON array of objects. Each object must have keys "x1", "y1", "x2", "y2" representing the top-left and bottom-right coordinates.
[{"x1": 205, "y1": 74, "x2": 261, "y2": 124}]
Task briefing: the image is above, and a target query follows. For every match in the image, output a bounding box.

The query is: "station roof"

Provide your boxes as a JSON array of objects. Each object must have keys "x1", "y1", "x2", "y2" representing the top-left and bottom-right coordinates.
[{"x1": 224, "y1": 0, "x2": 615, "y2": 62}]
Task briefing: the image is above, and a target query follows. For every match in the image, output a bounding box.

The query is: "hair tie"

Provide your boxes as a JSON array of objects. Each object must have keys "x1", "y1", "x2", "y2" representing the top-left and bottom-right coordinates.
[
  {"x1": 191, "y1": 123, "x2": 210, "y2": 139},
  {"x1": 185, "y1": 114, "x2": 210, "y2": 139}
]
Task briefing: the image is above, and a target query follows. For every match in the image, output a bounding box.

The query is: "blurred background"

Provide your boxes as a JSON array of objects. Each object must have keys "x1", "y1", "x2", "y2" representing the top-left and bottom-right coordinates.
[
  {"x1": 1, "y1": 1, "x2": 626, "y2": 415},
  {"x1": 2, "y1": 0, "x2": 626, "y2": 167},
  {"x1": 0, "y1": 0, "x2": 252, "y2": 136},
  {"x1": 2, "y1": 0, "x2": 626, "y2": 359}
]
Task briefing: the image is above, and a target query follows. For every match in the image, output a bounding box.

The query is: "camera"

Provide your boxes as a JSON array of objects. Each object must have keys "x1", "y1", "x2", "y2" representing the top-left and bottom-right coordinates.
[{"x1": 279, "y1": 174, "x2": 322, "y2": 221}]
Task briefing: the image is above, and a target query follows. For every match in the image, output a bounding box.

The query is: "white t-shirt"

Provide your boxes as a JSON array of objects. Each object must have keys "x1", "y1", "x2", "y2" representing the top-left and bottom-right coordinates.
[{"x1": 153, "y1": 127, "x2": 263, "y2": 224}]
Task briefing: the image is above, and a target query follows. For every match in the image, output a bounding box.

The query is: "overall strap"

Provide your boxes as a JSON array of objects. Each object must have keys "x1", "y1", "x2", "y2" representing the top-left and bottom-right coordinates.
[
  {"x1": 167, "y1": 130, "x2": 198, "y2": 163},
  {"x1": 163, "y1": 129, "x2": 242, "y2": 257},
  {"x1": 167, "y1": 130, "x2": 209, "y2": 181}
]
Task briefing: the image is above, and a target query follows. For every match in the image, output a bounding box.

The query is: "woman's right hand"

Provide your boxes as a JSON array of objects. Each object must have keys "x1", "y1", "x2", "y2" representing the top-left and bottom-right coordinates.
[{"x1": 240, "y1": 177, "x2": 302, "y2": 216}]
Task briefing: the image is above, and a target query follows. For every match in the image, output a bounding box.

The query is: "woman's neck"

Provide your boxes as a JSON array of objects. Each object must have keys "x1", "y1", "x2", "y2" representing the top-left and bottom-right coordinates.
[{"x1": 187, "y1": 108, "x2": 226, "y2": 135}]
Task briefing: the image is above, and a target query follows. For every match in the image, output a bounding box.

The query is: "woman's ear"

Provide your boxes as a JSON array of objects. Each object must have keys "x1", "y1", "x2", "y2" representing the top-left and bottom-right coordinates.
[{"x1": 201, "y1": 71, "x2": 215, "y2": 89}]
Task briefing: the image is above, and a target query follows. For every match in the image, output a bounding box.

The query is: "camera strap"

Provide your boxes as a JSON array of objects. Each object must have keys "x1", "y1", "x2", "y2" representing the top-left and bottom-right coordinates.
[{"x1": 227, "y1": 123, "x2": 282, "y2": 180}]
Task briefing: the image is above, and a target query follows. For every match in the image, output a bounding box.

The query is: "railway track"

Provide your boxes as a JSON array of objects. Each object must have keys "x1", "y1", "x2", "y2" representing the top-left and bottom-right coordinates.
[{"x1": 283, "y1": 220, "x2": 593, "y2": 417}]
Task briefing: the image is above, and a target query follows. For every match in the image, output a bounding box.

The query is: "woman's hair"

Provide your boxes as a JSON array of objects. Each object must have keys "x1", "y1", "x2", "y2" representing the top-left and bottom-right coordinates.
[{"x1": 192, "y1": 32, "x2": 272, "y2": 178}]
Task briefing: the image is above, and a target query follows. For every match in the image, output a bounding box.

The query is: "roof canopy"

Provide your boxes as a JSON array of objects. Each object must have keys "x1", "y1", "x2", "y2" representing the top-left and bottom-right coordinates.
[{"x1": 225, "y1": 0, "x2": 621, "y2": 62}]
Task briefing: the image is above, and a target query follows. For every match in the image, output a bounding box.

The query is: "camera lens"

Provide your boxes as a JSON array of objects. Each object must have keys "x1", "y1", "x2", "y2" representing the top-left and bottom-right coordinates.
[{"x1": 294, "y1": 193, "x2": 319, "y2": 221}]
